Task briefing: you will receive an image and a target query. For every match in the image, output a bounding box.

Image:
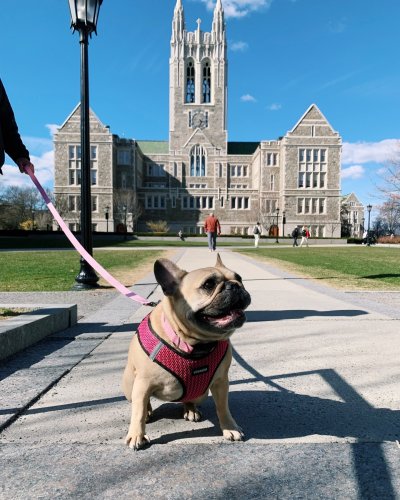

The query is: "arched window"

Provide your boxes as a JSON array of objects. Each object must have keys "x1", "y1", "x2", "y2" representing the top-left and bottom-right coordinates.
[
  {"x1": 202, "y1": 60, "x2": 211, "y2": 103},
  {"x1": 190, "y1": 145, "x2": 206, "y2": 177},
  {"x1": 186, "y1": 60, "x2": 195, "y2": 103}
]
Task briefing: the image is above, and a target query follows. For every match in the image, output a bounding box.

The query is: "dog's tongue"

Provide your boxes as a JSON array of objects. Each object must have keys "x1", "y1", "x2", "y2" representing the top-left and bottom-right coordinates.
[{"x1": 210, "y1": 310, "x2": 242, "y2": 327}]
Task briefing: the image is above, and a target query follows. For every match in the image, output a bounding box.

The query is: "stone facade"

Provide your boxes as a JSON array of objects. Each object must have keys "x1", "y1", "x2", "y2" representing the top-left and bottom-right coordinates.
[{"x1": 54, "y1": 0, "x2": 347, "y2": 238}]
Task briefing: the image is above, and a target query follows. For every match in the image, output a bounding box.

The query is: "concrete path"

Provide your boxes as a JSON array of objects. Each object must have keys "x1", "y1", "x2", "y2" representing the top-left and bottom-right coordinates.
[{"x1": 1, "y1": 248, "x2": 400, "y2": 499}]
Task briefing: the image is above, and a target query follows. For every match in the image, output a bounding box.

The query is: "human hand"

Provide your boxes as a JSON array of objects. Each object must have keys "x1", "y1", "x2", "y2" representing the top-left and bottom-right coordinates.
[{"x1": 16, "y1": 158, "x2": 35, "y2": 174}]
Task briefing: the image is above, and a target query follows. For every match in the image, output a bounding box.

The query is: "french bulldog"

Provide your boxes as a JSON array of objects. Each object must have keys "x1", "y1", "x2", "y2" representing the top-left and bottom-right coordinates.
[{"x1": 122, "y1": 254, "x2": 251, "y2": 450}]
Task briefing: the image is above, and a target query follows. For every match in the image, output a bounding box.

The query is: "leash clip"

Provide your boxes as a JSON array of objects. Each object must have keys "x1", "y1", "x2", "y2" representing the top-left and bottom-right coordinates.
[{"x1": 147, "y1": 300, "x2": 161, "y2": 308}]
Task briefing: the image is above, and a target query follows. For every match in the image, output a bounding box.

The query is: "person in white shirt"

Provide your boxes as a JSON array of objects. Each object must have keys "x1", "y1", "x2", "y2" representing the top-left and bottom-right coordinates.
[{"x1": 253, "y1": 222, "x2": 262, "y2": 248}]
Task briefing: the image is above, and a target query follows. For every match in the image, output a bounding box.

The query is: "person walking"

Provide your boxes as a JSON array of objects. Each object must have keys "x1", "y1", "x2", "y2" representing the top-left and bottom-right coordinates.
[
  {"x1": 252, "y1": 221, "x2": 262, "y2": 248},
  {"x1": 0, "y1": 79, "x2": 34, "y2": 176},
  {"x1": 178, "y1": 229, "x2": 185, "y2": 241},
  {"x1": 291, "y1": 226, "x2": 299, "y2": 247},
  {"x1": 204, "y1": 212, "x2": 221, "y2": 252},
  {"x1": 299, "y1": 225, "x2": 310, "y2": 247}
]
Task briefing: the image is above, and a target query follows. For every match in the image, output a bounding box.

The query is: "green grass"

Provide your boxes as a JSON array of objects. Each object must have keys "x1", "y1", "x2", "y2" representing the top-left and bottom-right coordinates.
[
  {"x1": 236, "y1": 247, "x2": 400, "y2": 290},
  {"x1": 0, "y1": 250, "x2": 163, "y2": 292},
  {"x1": 0, "y1": 307, "x2": 35, "y2": 319},
  {"x1": 0, "y1": 235, "x2": 256, "y2": 249}
]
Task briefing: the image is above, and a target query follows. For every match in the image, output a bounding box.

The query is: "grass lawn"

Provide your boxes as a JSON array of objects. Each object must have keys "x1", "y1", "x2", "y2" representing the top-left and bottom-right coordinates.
[
  {"x1": 0, "y1": 235, "x2": 256, "y2": 249},
  {"x1": 0, "y1": 250, "x2": 165, "y2": 292},
  {"x1": 236, "y1": 246, "x2": 400, "y2": 290}
]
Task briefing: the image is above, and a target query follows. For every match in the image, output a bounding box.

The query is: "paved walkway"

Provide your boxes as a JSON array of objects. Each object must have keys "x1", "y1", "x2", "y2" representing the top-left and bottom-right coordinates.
[{"x1": 1, "y1": 248, "x2": 399, "y2": 499}]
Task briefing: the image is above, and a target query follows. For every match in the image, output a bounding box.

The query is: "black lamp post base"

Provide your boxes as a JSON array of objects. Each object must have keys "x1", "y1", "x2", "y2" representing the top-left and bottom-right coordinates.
[{"x1": 73, "y1": 258, "x2": 99, "y2": 290}]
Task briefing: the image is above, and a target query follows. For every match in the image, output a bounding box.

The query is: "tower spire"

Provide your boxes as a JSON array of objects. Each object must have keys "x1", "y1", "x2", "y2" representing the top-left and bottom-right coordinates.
[
  {"x1": 172, "y1": 0, "x2": 185, "y2": 43},
  {"x1": 212, "y1": 0, "x2": 225, "y2": 41}
]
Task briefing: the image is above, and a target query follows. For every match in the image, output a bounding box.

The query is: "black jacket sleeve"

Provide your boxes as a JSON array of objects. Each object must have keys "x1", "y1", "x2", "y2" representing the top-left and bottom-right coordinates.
[{"x1": 0, "y1": 79, "x2": 30, "y2": 168}]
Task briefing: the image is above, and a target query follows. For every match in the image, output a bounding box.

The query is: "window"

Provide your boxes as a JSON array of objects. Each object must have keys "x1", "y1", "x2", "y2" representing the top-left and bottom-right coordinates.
[
  {"x1": 145, "y1": 194, "x2": 166, "y2": 209},
  {"x1": 186, "y1": 60, "x2": 195, "y2": 103},
  {"x1": 299, "y1": 149, "x2": 305, "y2": 162},
  {"x1": 270, "y1": 174, "x2": 275, "y2": 191},
  {"x1": 202, "y1": 60, "x2": 211, "y2": 103},
  {"x1": 266, "y1": 153, "x2": 278, "y2": 166},
  {"x1": 190, "y1": 145, "x2": 206, "y2": 176},
  {"x1": 147, "y1": 163, "x2": 166, "y2": 177},
  {"x1": 229, "y1": 164, "x2": 248, "y2": 177},
  {"x1": 298, "y1": 172, "x2": 304, "y2": 188},
  {"x1": 91, "y1": 170, "x2": 97, "y2": 186},
  {"x1": 182, "y1": 196, "x2": 214, "y2": 210},
  {"x1": 68, "y1": 145, "x2": 84, "y2": 185},
  {"x1": 230, "y1": 196, "x2": 250, "y2": 210},
  {"x1": 297, "y1": 198, "x2": 303, "y2": 213},
  {"x1": 68, "y1": 195, "x2": 81, "y2": 212},
  {"x1": 90, "y1": 146, "x2": 97, "y2": 160},
  {"x1": 118, "y1": 150, "x2": 131, "y2": 165},
  {"x1": 92, "y1": 196, "x2": 98, "y2": 212}
]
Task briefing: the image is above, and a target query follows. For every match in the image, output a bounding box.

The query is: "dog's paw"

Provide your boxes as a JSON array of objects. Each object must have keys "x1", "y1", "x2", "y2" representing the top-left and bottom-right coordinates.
[
  {"x1": 125, "y1": 432, "x2": 151, "y2": 450},
  {"x1": 184, "y1": 407, "x2": 202, "y2": 422},
  {"x1": 222, "y1": 427, "x2": 244, "y2": 442}
]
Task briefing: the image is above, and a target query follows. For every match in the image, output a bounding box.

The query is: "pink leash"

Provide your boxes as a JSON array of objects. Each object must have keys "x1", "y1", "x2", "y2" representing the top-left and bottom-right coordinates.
[{"x1": 24, "y1": 166, "x2": 156, "y2": 307}]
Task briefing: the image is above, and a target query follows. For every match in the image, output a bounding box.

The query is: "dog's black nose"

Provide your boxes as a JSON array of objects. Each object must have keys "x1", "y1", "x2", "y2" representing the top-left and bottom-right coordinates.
[{"x1": 225, "y1": 281, "x2": 238, "y2": 291}]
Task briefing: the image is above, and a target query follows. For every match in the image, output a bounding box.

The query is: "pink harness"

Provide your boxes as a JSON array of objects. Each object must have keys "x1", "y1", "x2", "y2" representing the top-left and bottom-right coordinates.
[{"x1": 137, "y1": 315, "x2": 229, "y2": 402}]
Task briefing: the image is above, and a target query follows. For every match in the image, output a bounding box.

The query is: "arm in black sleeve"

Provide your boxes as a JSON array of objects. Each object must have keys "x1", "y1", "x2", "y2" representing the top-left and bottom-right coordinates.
[{"x1": 0, "y1": 79, "x2": 30, "y2": 164}]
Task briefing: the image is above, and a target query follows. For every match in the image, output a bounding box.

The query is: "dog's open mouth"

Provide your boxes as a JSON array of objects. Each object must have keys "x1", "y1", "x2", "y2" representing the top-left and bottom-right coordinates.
[{"x1": 199, "y1": 309, "x2": 246, "y2": 329}]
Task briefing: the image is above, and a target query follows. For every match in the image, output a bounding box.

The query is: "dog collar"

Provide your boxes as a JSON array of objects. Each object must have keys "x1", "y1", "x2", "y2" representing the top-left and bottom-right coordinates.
[{"x1": 162, "y1": 312, "x2": 194, "y2": 354}]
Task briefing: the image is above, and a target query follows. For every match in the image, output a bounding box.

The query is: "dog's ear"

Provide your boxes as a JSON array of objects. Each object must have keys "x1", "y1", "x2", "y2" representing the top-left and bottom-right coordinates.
[
  {"x1": 215, "y1": 253, "x2": 224, "y2": 268},
  {"x1": 154, "y1": 259, "x2": 187, "y2": 296}
]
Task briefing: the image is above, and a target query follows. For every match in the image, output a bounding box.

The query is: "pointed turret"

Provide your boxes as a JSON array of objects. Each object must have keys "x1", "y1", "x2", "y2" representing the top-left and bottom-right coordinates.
[
  {"x1": 171, "y1": 0, "x2": 185, "y2": 43},
  {"x1": 212, "y1": 0, "x2": 225, "y2": 41}
]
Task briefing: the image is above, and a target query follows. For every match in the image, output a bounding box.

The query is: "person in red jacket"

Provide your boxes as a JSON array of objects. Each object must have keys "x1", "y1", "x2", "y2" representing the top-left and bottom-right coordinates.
[
  {"x1": 204, "y1": 212, "x2": 221, "y2": 252},
  {"x1": 0, "y1": 79, "x2": 34, "y2": 176}
]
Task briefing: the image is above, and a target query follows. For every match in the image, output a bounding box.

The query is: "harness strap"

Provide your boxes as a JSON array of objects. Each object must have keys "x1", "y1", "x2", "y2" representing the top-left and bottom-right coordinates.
[
  {"x1": 24, "y1": 166, "x2": 156, "y2": 306},
  {"x1": 161, "y1": 312, "x2": 193, "y2": 354}
]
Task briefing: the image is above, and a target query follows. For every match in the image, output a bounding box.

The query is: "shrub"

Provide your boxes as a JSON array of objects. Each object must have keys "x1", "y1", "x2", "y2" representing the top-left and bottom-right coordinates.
[
  {"x1": 146, "y1": 220, "x2": 170, "y2": 233},
  {"x1": 377, "y1": 235, "x2": 400, "y2": 244}
]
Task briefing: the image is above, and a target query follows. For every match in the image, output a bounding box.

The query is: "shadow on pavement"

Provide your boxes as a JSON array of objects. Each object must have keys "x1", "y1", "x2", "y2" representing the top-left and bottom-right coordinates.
[{"x1": 245, "y1": 309, "x2": 368, "y2": 321}]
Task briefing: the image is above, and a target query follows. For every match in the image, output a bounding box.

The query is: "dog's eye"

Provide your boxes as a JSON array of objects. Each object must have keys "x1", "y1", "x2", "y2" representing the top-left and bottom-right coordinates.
[{"x1": 202, "y1": 278, "x2": 216, "y2": 291}]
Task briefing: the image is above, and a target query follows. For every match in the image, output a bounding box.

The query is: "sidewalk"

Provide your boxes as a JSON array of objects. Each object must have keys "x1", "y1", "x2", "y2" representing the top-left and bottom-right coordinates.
[{"x1": 1, "y1": 248, "x2": 399, "y2": 499}]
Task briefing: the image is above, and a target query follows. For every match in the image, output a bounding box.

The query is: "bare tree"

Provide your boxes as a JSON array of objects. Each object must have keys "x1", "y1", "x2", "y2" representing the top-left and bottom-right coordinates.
[
  {"x1": 0, "y1": 185, "x2": 41, "y2": 229},
  {"x1": 113, "y1": 189, "x2": 143, "y2": 232},
  {"x1": 375, "y1": 196, "x2": 400, "y2": 235}
]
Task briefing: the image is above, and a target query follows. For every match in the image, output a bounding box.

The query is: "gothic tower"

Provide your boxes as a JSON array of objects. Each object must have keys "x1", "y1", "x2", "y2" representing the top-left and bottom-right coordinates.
[{"x1": 169, "y1": 0, "x2": 228, "y2": 154}]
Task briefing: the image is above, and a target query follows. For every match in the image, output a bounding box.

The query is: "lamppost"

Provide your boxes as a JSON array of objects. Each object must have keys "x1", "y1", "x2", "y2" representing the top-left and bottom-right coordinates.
[
  {"x1": 282, "y1": 210, "x2": 286, "y2": 240},
  {"x1": 275, "y1": 207, "x2": 280, "y2": 243},
  {"x1": 366, "y1": 204, "x2": 372, "y2": 246},
  {"x1": 104, "y1": 205, "x2": 110, "y2": 233},
  {"x1": 68, "y1": 0, "x2": 103, "y2": 289}
]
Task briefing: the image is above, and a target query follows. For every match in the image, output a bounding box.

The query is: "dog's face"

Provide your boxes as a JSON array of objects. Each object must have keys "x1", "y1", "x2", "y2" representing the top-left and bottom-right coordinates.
[{"x1": 154, "y1": 254, "x2": 251, "y2": 342}]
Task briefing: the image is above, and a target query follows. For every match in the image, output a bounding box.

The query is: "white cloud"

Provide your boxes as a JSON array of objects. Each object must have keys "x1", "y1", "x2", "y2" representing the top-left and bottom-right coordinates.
[
  {"x1": 46, "y1": 124, "x2": 59, "y2": 137},
  {"x1": 342, "y1": 139, "x2": 399, "y2": 165},
  {"x1": 2, "y1": 130, "x2": 54, "y2": 190},
  {"x1": 201, "y1": 0, "x2": 272, "y2": 18},
  {"x1": 267, "y1": 103, "x2": 282, "y2": 111},
  {"x1": 341, "y1": 165, "x2": 365, "y2": 180},
  {"x1": 241, "y1": 94, "x2": 256, "y2": 102},
  {"x1": 230, "y1": 41, "x2": 249, "y2": 52}
]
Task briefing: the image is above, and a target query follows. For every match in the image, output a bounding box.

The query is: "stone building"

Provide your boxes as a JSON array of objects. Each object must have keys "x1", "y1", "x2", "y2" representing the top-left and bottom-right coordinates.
[
  {"x1": 54, "y1": 0, "x2": 344, "y2": 238},
  {"x1": 341, "y1": 192, "x2": 365, "y2": 237}
]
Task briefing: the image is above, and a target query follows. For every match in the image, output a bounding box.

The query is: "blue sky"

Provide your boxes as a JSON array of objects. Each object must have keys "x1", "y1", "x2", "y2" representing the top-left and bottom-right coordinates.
[{"x1": 1, "y1": 0, "x2": 400, "y2": 213}]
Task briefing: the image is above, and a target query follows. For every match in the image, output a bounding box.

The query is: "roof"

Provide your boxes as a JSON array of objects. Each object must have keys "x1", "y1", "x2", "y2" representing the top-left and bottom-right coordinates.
[
  {"x1": 228, "y1": 142, "x2": 260, "y2": 155},
  {"x1": 137, "y1": 141, "x2": 169, "y2": 155}
]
